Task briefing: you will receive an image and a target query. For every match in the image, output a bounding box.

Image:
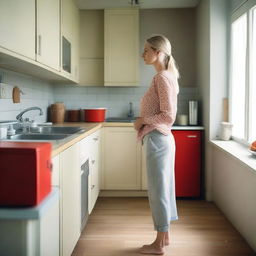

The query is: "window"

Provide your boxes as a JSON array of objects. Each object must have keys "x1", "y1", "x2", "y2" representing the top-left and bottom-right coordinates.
[
  {"x1": 230, "y1": 3, "x2": 256, "y2": 143},
  {"x1": 250, "y1": 7, "x2": 256, "y2": 140}
]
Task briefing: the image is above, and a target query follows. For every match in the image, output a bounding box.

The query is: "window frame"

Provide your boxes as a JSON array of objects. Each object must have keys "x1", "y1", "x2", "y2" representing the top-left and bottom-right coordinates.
[{"x1": 230, "y1": 0, "x2": 256, "y2": 144}]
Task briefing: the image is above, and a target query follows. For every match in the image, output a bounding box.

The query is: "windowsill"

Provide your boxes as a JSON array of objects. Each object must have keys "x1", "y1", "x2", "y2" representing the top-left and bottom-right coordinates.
[{"x1": 210, "y1": 140, "x2": 256, "y2": 173}]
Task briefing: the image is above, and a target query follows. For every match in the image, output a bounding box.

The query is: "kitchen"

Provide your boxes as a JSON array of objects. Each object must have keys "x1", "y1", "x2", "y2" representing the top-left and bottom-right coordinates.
[{"x1": 0, "y1": 0, "x2": 256, "y2": 255}]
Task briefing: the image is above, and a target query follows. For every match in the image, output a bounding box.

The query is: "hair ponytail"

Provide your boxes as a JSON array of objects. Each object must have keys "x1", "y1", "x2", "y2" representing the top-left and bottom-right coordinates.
[
  {"x1": 167, "y1": 55, "x2": 180, "y2": 79},
  {"x1": 146, "y1": 34, "x2": 180, "y2": 80}
]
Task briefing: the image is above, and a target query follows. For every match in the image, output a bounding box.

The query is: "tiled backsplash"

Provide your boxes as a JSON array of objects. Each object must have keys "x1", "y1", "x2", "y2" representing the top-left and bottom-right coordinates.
[
  {"x1": 0, "y1": 68, "x2": 199, "y2": 123},
  {"x1": 0, "y1": 68, "x2": 53, "y2": 123},
  {"x1": 53, "y1": 85, "x2": 199, "y2": 119}
]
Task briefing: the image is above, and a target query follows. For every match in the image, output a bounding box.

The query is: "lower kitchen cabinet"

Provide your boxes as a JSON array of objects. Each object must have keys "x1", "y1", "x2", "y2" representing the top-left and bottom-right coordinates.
[
  {"x1": 60, "y1": 143, "x2": 81, "y2": 256},
  {"x1": 102, "y1": 127, "x2": 141, "y2": 190},
  {"x1": 172, "y1": 130, "x2": 202, "y2": 197},
  {"x1": 88, "y1": 130, "x2": 101, "y2": 213},
  {"x1": 80, "y1": 130, "x2": 101, "y2": 215}
]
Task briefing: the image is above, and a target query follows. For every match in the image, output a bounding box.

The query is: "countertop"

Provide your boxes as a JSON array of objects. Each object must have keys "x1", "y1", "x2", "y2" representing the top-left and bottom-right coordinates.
[
  {"x1": 50, "y1": 122, "x2": 204, "y2": 157},
  {"x1": 0, "y1": 188, "x2": 59, "y2": 219},
  {"x1": 1, "y1": 122, "x2": 203, "y2": 157}
]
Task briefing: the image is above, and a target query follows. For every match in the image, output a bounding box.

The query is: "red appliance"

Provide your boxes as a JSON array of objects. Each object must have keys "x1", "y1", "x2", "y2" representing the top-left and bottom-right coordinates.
[
  {"x1": 172, "y1": 130, "x2": 202, "y2": 197},
  {"x1": 83, "y1": 108, "x2": 106, "y2": 122},
  {"x1": 0, "y1": 142, "x2": 52, "y2": 206}
]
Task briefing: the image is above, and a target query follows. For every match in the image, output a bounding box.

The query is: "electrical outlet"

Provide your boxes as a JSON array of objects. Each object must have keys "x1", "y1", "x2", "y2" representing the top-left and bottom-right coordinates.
[
  {"x1": 0, "y1": 83, "x2": 12, "y2": 99},
  {"x1": 0, "y1": 83, "x2": 6, "y2": 99}
]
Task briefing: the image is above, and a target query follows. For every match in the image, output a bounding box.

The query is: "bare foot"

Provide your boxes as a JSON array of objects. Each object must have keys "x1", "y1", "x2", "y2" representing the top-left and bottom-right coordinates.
[
  {"x1": 139, "y1": 244, "x2": 165, "y2": 255},
  {"x1": 164, "y1": 232, "x2": 170, "y2": 246}
]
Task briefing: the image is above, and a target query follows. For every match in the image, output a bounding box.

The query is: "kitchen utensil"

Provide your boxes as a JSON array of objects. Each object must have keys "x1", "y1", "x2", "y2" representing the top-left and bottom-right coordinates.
[
  {"x1": 222, "y1": 98, "x2": 229, "y2": 122},
  {"x1": 12, "y1": 86, "x2": 20, "y2": 103},
  {"x1": 83, "y1": 108, "x2": 106, "y2": 122}
]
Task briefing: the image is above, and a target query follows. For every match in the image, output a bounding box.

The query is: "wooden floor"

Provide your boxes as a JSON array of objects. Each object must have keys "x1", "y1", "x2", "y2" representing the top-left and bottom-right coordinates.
[{"x1": 72, "y1": 198, "x2": 256, "y2": 256}]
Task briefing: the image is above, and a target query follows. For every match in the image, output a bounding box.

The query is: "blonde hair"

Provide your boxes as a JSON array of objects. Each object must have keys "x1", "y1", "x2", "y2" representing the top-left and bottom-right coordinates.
[{"x1": 146, "y1": 35, "x2": 180, "y2": 79}]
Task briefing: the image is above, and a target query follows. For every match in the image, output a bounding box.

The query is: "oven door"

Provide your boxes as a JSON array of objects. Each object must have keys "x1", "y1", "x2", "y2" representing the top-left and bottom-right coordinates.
[{"x1": 81, "y1": 159, "x2": 89, "y2": 231}]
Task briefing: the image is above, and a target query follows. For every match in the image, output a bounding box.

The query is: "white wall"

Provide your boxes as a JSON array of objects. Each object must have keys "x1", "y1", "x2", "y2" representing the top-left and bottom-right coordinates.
[
  {"x1": 196, "y1": 0, "x2": 229, "y2": 201},
  {"x1": 196, "y1": 0, "x2": 211, "y2": 199},
  {"x1": 212, "y1": 146, "x2": 256, "y2": 251},
  {"x1": 209, "y1": 0, "x2": 229, "y2": 139},
  {"x1": 0, "y1": 68, "x2": 53, "y2": 122},
  {"x1": 208, "y1": 0, "x2": 256, "y2": 251}
]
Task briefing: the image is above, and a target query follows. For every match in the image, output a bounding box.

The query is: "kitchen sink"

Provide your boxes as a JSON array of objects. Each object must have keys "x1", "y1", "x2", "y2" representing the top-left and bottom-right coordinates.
[
  {"x1": 105, "y1": 117, "x2": 136, "y2": 123},
  {"x1": 5, "y1": 126, "x2": 86, "y2": 141},
  {"x1": 8, "y1": 134, "x2": 70, "y2": 140},
  {"x1": 36, "y1": 126, "x2": 85, "y2": 134}
]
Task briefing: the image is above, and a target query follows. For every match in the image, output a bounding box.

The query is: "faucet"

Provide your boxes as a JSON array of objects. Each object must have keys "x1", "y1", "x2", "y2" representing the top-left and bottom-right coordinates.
[
  {"x1": 127, "y1": 102, "x2": 134, "y2": 119},
  {"x1": 16, "y1": 107, "x2": 43, "y2": 122}
]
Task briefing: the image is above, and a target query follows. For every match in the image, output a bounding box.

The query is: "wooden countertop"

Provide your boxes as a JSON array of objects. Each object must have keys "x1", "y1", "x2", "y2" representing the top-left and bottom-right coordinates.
[
  {"x1": 51, "y1": 122, "x2": 102, "y2": 156},
  {"x1": 51, "y1": 122, "x2": 204, "y2": 157}
]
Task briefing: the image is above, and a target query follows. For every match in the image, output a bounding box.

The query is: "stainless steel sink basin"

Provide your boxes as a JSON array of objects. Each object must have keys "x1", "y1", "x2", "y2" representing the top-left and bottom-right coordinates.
[
  {"x1": 105, "y1": 117, "x2": 136, "y2": 123},
  {"x1": 36, "y1": 126, "x2": 84, "y2": 134},
  {"x1": 8, "y1": 134, "x2": 70, "y2": 140},
  {"x1": 5, "y1": 126, "x2": 86, "y2": 141}
]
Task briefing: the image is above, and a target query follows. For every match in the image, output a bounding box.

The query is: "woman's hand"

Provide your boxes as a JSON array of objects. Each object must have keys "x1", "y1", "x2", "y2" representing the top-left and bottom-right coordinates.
[{"x1": 134, "y1": 117, "x2": 144, "y2": 131}]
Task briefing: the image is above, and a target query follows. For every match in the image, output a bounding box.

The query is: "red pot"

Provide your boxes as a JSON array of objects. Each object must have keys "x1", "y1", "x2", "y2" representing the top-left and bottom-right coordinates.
[{"x1": 83, "y1": 108, "x2": 106, "y2": 122}]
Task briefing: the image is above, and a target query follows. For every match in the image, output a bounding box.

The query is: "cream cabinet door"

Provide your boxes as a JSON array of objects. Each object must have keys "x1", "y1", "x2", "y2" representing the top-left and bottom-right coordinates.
[
  {"x1": 0, "y1": 0, "x2": 35, "y2": 60},
  {"x1": 60, "y1": 143, "x2": 80, "y2": 256},
  {"x1": 61, "y1": 0, "x2": 80, "y2": 81},
  {"x1": 89, "y1": 130, "x2": 101, "y2": 213},
  {"x1": 36, "y1": 0, "x2": 60, "y2": 70},
  {"x1": 79, "y1": 10, "x2": 104, "y2": 86},
  {"x1": 104, "y1": 9, "x2": 139, "y2": 86},
  {"x1": 102, "y1": 127, "x2": 141, "y2": 190},
  {"x1": 51, "y1": 154, "x2": 60, "y2": 187}
]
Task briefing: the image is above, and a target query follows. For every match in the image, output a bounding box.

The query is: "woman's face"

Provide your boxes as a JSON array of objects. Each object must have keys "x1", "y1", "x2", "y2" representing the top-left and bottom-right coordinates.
[{"x1": 142, "y1": 43, "x2": 158, "y2": 65}]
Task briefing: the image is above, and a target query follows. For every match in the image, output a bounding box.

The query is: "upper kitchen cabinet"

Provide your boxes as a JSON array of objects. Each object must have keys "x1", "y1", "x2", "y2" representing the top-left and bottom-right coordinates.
[
  {"x1": 36, "y1": 0, "x2": 60, "y2": 71},
  {"x1": 0, "y1": 0, "x2": 79, "y2": 83},
  {"x1": 0, "y1": 0, "x2": 35, "y2": 60},
  {"x1": 104, "y1": 9, "x2": 139, "y2": 86},
  {"x1": 79, "y1": 10, "x2": 104, "y2": 86},
  {"x1": 61, "y1": 0, "x2": 80, "y2": 82}
]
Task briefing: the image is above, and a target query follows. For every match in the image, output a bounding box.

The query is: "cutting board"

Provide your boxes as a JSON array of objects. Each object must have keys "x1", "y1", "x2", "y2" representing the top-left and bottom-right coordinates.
[{"x1": 12, "y1": 86, "x2": 20, "y2": 103}]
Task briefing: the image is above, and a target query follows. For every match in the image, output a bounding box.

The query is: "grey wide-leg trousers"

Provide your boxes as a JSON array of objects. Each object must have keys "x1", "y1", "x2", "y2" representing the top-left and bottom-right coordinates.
[{"x1": 143, "y1": 130, "x2": 178, "y2": 232}]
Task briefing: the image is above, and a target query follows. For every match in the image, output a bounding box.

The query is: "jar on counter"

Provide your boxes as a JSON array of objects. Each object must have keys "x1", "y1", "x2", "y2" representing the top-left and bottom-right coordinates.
[
  {"x1": 67, "y1": 109, "x2": 80, "y2": 122},
  {"x1": 50, "y1": 102, "x2": 65, "y2": 124}
]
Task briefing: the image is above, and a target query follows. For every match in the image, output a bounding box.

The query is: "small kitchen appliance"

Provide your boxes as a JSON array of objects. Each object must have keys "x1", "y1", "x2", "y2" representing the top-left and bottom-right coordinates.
[
  {"x1": 189, "y1": 101, "x2": 198, "y2": 125},
  {"x1": 0, "y1": 142, "x2": 52, "y2": 206}
]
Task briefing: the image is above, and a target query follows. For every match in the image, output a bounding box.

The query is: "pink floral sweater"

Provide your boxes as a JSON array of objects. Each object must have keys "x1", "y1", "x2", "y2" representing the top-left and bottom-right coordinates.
[{"x1": 137, "y1": 70, "x2": 179, "y2": 141}]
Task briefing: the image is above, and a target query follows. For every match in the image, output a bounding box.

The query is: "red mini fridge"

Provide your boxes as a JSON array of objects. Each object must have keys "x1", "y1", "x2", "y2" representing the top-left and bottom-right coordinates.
[{"x1": 0, "y1": 142, "x2": 52, "y2": 206}]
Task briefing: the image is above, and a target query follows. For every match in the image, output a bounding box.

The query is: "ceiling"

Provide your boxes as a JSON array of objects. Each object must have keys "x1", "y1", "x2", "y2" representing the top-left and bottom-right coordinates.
[{"x1": 75, "y1": 0, "x2": 200, "y2": 9}]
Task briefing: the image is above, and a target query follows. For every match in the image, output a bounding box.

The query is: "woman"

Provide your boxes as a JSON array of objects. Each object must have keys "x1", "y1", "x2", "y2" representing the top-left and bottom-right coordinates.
[{"x1": 134, "y1": 35, "x2": 179, "y2": 255}]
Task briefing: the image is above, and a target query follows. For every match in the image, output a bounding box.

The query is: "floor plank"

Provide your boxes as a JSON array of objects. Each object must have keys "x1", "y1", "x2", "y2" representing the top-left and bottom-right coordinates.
[{"x1": 72, "y1": 198, "x2": 256, "y2": 256}]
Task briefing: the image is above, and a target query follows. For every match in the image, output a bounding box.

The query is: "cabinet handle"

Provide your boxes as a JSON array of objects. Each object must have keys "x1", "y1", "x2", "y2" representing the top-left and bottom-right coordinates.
[
  {"x1": 91, "y1": 185, "x2": 95, "y2": 190},
  {"x1": 38, "y1": 35, "x2": 42, "y2": 55},
  {"x1": 187, "y1": 135, "x2": 197, "y2": 138},
  {"x1": 93, "y1": 137, "x2": 98, "y2": 141}
]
